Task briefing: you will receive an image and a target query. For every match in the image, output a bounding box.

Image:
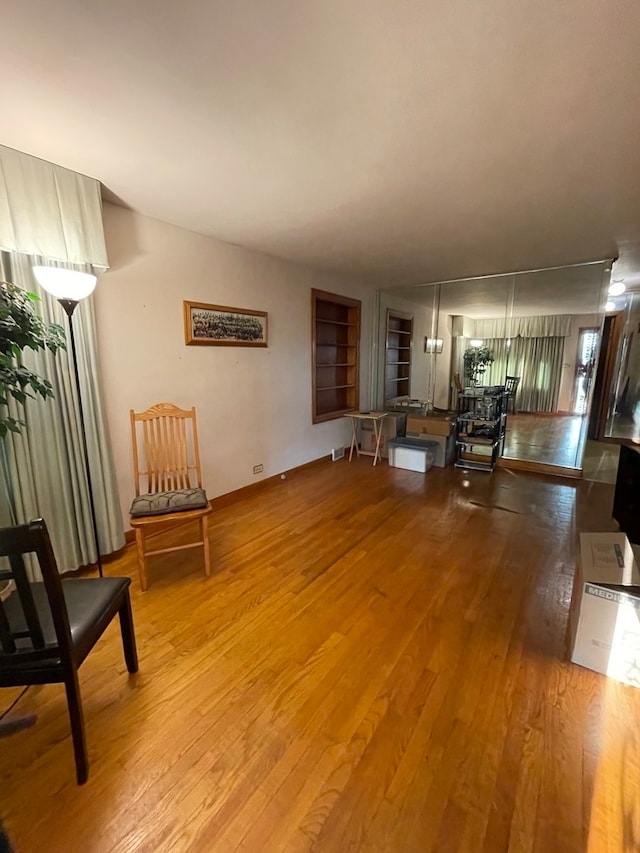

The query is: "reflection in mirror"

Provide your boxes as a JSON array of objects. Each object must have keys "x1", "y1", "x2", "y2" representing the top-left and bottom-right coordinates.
[
  {"x1": 378, "y1": 285, "x2": 440, "y2": 411},
  {"x1": 603, "y1": 290, "x2": 640, "y2": 444},
  {"x1": 378, "y1": 261, "x2": 611, "y2": 474},
  {"x1": 435, "y1": 276, "x2": 512, "y2": 410},
  {"x1": 503, "y1": 266, "x2": 605, "y2": 470}
]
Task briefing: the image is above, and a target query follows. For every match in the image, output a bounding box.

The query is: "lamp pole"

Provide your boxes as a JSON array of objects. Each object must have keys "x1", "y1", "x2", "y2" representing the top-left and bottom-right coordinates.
[
  {"x1": 32, "y1": 266, "x2": 103, "y2": 578},
  {"x1": 59, "y1": 299, "x2": 103, "y2": 577}
]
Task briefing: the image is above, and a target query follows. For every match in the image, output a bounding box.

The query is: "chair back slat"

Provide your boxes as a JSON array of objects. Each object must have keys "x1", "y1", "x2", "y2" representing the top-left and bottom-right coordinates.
[
  {"x1": 505, "y1": 376, "x2": 520, "y2": 394},
  {"x1": 0, "y1": 520, "x2": 73, "y2": 662},
  {"x1": 9, "y1": 554, "x2": 45, "y2": 649},
  {"x1": 0, "y1": 596, "x2": 16, "y2": 653},
  {"x1": 130, "y1": 403, "x2": 203, "y2": 496}
]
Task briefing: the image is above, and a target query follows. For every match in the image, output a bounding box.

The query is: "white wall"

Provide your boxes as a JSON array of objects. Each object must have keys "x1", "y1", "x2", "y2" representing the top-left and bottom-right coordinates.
[{"x1": 96, "y1": 203, "x2": 375, "y2": 523}]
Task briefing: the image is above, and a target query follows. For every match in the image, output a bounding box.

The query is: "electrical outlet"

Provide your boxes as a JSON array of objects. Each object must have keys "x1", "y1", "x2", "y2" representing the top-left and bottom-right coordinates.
[{"x1": 253, "y1": 464, "x2": 263, "y2": 475}]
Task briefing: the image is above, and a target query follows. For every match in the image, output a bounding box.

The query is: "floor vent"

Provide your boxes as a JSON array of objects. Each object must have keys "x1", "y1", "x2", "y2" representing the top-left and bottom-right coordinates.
[{"x1": 331, "y1": 447, "x2": 345, "y2": 462}]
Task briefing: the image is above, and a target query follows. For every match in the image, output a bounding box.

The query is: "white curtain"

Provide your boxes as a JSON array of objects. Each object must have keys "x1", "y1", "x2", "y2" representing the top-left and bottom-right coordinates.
[
  {"x1": 472, "y1": 314, "x2": 573, "y2": 340},
  {"x1": 0, "y1": 145, "x2": 108, "y2": 268},
  {"x1": 483, "y1": 335, "x2": 565, "y2": 412},
  {"x1": 0, "y1": 146, "x2": 122, "y2": 573},
  {"x1": 0, "y1": 253, "x2": 124, "y2": 574}
]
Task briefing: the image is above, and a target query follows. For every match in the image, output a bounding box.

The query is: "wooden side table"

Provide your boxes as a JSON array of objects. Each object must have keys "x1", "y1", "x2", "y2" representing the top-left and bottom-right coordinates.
[{"x1": 343, "y1": 411, "x2": 388, "y2": 466}]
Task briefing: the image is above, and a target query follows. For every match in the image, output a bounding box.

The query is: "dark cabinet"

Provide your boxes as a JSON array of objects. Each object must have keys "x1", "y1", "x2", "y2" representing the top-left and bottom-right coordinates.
[{"x1": 613, "y1": 444, "x2": 640, "y2": 543}]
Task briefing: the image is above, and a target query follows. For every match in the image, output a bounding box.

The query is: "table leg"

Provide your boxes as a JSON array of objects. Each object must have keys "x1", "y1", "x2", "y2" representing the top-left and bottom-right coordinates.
[
  {"x1": 372, "y1": 419, "x2": 384, "y2": 466},
  {"x1": 348, "y1": 417, "x2": 359, "y2": 461}
]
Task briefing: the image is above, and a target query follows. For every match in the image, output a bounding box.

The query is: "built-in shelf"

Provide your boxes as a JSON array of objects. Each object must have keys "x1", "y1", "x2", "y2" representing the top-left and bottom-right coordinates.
[
  {"x1": 312, "y1": 289, "x2": 361, "y2": 423},
  {"x1": 384, "y1": 310, "x2": 413, "y2": 402}
]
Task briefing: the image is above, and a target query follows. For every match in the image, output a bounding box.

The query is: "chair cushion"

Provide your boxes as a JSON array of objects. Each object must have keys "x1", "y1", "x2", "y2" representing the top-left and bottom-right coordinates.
[
  {"x1": 1, "y1": 577, "x2": 131, "y2": 669},
  {"x1": 129, "y1": 488, "x2": 209, "y2": 518}
]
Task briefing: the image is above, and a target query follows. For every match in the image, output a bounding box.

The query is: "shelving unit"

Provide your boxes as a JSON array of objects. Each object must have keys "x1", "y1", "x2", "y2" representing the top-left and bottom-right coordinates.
[
  {"x1": 384, "y1": 310, "x2": 413, "y2": 402},
  {"x1": 311, "y1": 289, "x2": 361, "y2": 423},
  {"x1": 455, "y1": 387, "x2": 507, "y2": 471}
]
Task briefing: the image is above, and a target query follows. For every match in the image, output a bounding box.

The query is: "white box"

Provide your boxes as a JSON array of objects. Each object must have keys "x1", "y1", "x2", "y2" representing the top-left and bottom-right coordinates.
[
  {"x1": 359, "y1": 413, "x2": 406, "y2": 459},
  {"x1": 387, "y1": 438, "x2": 436, "y2": 473},
  {"x1": 569, "y1": 532, "x2": 640, "y2": 688},
  {"x1": 405, "y1": 431, "x2": 456, "y2": 467}
]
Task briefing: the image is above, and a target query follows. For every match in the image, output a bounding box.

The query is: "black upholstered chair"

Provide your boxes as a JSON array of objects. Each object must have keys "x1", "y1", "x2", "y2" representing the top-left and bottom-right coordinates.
[{"x1": 0, "y1": 519, "x2": 138, "y2": 784}]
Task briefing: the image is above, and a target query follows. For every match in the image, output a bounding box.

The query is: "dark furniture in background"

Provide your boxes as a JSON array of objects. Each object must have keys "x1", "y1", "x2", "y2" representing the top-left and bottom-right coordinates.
[
  {"x1": 613, "y1": 443, "x2": 640, "y2": 544},
  {"x1": 504, "y1": 375, "x2": 521, "y2": 414},
  {"x1": 0, "y1": 519, "x2": 138, "y2": 784},
  {"x1": 455, "y1": 387, "x2": 508, "y2": 472}
]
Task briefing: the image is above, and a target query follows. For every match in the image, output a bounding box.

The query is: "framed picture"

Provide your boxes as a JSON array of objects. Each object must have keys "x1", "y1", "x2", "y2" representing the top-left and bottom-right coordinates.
[
  {"x1": 183, "y1": 301, "x2": 268, "y2": 347},
  {"x1": 424, "y1": 337, "x2": 443, "y2": 354}
]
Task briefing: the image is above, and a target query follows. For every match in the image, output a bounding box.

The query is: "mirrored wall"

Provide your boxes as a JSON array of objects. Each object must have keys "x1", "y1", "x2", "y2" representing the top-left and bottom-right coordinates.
[
  {"x1": 376, "y1": 261, "x2": 611, "y2": 473},
  {"x1": 601, "y1": 290, "x2": 640, "y2": 444}
]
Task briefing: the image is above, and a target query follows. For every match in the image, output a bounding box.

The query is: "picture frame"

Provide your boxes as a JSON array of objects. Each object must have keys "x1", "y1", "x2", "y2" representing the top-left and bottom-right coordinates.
[
  {"x1": 424, "y1": 337, "x2": 443, "y2": 354},
  {"x1": 183, "y1": 301, "x2": 268, "y2": 347}
]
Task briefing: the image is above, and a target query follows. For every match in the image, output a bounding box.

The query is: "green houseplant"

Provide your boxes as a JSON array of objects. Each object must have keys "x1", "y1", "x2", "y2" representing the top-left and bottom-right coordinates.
[
  {"x1": 0, "y1": 280, "x2": 66, "y2": 437},
  {"x1": 463, "y1": 345, "x2": 494, "y2": 386}
]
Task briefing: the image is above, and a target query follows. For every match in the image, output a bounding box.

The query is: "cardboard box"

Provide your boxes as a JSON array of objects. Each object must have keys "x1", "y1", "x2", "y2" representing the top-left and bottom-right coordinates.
[
  {"x1": 359, "y1": 413, "x2": 406, "y2": 459},
  {"x1": 569, "y1": 532, "x2": 640, "y2": 688},
  {"x1": 387, "y1": 438, "x2": 437, "y2": 473},
  {"x1": 406, "y1": 413, "x2": 456, "y2": 437},
  {"x1": 404, "y1": 430, "x2": 456, "y2": 467}
]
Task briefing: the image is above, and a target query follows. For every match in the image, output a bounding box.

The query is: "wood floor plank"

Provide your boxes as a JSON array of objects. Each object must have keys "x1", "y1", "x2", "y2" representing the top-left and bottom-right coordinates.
[{"x1": 1, "y1": 459, "x2": 638, "y2": 852}]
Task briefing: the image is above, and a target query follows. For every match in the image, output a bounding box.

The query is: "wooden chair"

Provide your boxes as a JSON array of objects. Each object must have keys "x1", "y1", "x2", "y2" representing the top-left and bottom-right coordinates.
[
  {"x1": 129, "y1": 403, "x2": 212, "y2": 591},
  {"x1": 505, "y1": 375, "x2": 521, "y2": 413},
  {"x1": 0, "y1": 518, "x2": 138, "y2": 784}
]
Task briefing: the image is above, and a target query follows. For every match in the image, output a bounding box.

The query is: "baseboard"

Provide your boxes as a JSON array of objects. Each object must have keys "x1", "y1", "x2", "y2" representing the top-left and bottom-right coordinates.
[
  {"x1": 496, "y1": 456, "x2": 581, "y2": 479},
  {"x1": 123, "y1": 453, "x2": 332, "y2": 544}
]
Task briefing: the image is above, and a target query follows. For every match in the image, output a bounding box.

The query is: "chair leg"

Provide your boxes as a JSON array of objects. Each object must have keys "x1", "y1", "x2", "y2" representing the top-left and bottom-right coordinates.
[
  {"x1": 118, "y1": 591, "x2": 139, "y2": 674},
  {"x1": 64, "y1": 669, "x2": 89, "y2": 785},
  {"x1": 202, "y1": 515, "x2": 211, "y2": 578},
  {"x1": 134, "y1": 527, "x2": 148, "y2": 592}
]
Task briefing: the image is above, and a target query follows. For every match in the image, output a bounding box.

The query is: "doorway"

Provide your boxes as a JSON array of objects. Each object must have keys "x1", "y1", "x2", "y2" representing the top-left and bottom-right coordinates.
[
  {"x1": 588, "y1": 312, "x2": 625, "y2": 440},
  {"x1": 571, "y1": 327, "x2": 599, "y2": 415}
]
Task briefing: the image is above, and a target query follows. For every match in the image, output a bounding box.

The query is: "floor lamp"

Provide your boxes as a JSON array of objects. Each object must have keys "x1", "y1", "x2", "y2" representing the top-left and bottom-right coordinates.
[{"x1": 32, "y1": 265, "x2": 103, "y2": 577}]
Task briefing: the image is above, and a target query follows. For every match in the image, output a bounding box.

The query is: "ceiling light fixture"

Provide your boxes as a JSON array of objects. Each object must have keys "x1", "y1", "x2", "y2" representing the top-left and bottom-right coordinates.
[
  {"x1": 605, "y1": 300, "x2": 616, "y2": 312},
  {"x1": 608, "y1": 281, "x2": 626, "y2": 296}
]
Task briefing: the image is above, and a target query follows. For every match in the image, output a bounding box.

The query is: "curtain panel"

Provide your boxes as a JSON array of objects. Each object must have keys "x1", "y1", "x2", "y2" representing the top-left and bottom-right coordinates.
[
  {"x1": 471, "y1": 314, "x2": 573, "y2": 340},
  {"x1": 0, "y1": 252, "x2": 124, "y2": 574},
  {"x1": 0, "y1": 144, "x2": 108, "y2": 269},
  {"x1": 483, "y1": 335, "x2": 564, "y2": 412}
]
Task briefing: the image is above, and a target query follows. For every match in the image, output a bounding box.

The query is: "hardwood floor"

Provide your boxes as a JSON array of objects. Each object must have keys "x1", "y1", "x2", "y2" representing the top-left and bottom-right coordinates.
[
  {"x1": 502, "y1": 413, "x2": 587, "y2": 469},
  {"x1": 1, "y1": 459, "x2": 638, "y2": 852}
]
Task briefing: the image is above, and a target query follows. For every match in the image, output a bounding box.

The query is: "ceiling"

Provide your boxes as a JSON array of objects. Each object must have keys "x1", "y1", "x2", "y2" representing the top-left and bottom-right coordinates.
[{"x1": 3, "y1": 0, "x2": 640, "y2": 288}]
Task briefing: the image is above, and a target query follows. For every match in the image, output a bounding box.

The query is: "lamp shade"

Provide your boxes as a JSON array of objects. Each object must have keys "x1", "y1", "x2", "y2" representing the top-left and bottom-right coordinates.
[{"x1": 32, "y1": 266, "x2": 97, "y2": 301}]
